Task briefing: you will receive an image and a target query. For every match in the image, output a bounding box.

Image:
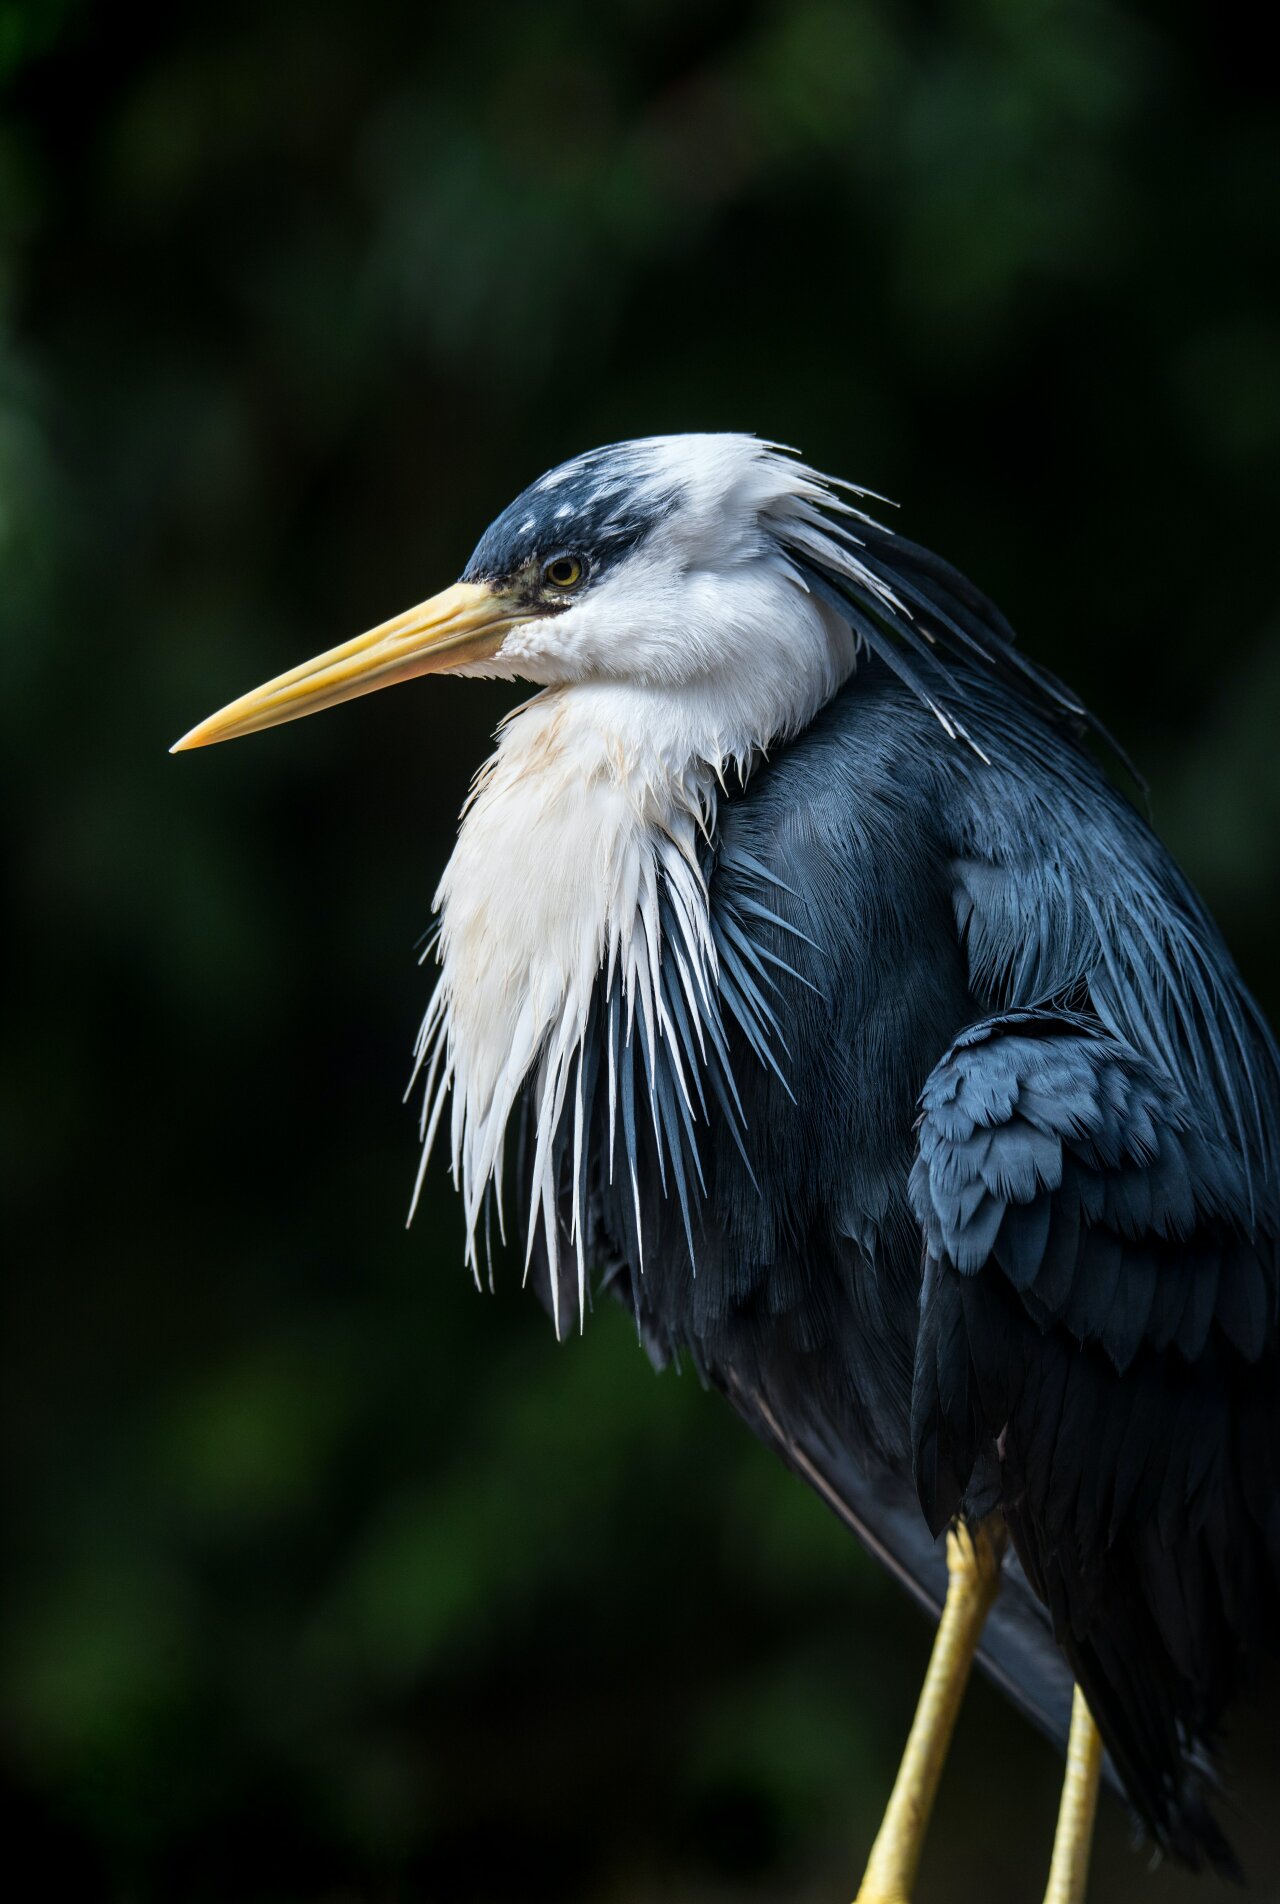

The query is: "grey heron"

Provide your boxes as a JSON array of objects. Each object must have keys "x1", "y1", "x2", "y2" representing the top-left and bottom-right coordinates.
[{"x1": 174, "y1": 433, "x2": 1280, "y2": 1901}]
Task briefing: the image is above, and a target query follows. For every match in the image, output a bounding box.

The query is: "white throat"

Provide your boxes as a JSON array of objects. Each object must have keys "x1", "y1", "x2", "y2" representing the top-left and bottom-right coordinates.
[{"x1": 412, "y1": 590, "x2": 855, "y2": 1332}]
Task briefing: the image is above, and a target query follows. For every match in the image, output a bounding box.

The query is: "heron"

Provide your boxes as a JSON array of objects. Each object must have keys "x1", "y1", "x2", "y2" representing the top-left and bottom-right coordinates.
[{"x1": 173, "y1": 434, "x2": 1280, "y2": 1901}]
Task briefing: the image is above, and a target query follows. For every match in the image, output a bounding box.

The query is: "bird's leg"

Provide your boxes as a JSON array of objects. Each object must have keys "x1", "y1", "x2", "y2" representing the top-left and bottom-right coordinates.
[
  {"x1": 854, "y1": 1517, "x2": 1006, "y2": 1904},
  {"x1": 1041, "y1": 1686, "x2": 1103, "y2": 1904}
]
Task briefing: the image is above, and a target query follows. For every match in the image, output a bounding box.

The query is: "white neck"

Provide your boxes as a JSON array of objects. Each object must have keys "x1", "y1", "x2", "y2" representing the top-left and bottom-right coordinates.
[{"x1": 412, "y1": 595, "x2": 855, "y2": 1332}]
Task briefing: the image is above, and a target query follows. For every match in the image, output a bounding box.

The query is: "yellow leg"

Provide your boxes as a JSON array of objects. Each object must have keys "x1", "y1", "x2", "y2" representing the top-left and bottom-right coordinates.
[
  {"x1": 1042, "y1": 1686, "x2": 1103, "y2": 1904},
  {"x1": 854, "y1": 1520, "x2": 1005, "y2": 1904}
]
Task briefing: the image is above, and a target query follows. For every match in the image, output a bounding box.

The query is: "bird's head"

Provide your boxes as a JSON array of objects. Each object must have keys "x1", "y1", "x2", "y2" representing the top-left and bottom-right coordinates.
[
  {"x1": 172, "y1": 431, "x2": 1084, "y2": 761},
  {"x1": 170, "y1": 435, "x2": 875, "y2": 754}
]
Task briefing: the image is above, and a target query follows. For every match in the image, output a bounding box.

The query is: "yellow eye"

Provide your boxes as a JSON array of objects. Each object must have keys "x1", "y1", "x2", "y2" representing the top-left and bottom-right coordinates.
[{"x1": 544, "y1": 554, "x2": 583, "y2": 590}]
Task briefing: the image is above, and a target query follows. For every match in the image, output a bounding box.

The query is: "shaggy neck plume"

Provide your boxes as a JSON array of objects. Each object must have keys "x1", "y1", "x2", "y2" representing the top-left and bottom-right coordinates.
[{"x1": 411, "y1": 628, "x2": 852, "y2": 1331}]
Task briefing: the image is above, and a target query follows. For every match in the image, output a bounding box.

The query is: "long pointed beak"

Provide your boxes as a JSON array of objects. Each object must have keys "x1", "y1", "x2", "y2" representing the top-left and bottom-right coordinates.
[{"x1": 170, "y1": 580, "x2": 527, "y2": 752}]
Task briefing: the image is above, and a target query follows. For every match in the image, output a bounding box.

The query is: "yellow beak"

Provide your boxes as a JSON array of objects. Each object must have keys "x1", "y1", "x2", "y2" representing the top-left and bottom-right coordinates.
[{"x1": 170, "y1": 580, "x2": 528, "y2": 752}]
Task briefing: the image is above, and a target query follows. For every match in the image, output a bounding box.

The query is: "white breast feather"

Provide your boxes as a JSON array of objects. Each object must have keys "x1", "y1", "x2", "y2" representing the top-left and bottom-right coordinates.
[{"x1": 410, "y1": 687, "x2": 721, "y2": 1336}]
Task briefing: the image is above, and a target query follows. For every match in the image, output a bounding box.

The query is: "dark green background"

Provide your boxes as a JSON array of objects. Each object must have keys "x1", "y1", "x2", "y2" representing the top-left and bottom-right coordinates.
[{"x1": 4, "y1": 2, "x2": 1279, "y2": 1898}]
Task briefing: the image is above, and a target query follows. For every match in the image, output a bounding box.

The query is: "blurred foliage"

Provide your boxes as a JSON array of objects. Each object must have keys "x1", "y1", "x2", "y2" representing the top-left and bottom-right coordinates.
[{"x1": 3, "y1": 1, "x2": 1279, "y2": 1899}]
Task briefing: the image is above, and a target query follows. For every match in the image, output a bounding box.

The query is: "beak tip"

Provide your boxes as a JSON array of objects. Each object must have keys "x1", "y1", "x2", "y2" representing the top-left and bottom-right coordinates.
[{"x1": 170, "y1": 719, "x2": 221, "y2": 753}]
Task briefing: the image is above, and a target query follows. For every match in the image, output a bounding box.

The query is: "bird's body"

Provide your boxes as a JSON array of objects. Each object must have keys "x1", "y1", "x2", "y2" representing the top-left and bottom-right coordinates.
[
  {"x1": 176, "y1": 433, "x2": 1280, "y2": 1889},
  {"x1": 518, "y1": 655, "x2": 1280, "y2": 1869}
]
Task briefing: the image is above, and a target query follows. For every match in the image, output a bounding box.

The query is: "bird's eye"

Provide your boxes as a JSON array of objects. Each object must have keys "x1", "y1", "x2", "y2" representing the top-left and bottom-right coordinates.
[{"x1": 543, "y1": 554, "x2": 584, "y2": 590}]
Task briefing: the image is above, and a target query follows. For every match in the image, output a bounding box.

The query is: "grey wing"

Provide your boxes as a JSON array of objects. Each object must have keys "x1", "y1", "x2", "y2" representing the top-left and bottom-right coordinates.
[{"x1": 908, "y1": 1008, "x2": 1278, "y2": 1872}]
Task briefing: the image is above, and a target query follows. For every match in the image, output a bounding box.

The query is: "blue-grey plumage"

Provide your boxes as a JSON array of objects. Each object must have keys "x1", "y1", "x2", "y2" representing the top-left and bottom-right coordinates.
[
  {"x1": 513, "y1": 535, "x2": 1280, "y2": 1877},
  {"x1": 174, "y1": 433, "x2": 1280, "y2": 1881}
]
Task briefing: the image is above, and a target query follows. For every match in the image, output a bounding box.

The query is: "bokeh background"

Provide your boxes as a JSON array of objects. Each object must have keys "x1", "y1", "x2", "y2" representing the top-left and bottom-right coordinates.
[{"x1": 4, "y1": 1, "x2": 1279, "y2": 1899}]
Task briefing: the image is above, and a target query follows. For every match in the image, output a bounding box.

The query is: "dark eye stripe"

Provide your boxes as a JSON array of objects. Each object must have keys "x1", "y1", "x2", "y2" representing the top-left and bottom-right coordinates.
[{"x1": 461, "y1": 451, "x2": 682, "y2": 586}]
